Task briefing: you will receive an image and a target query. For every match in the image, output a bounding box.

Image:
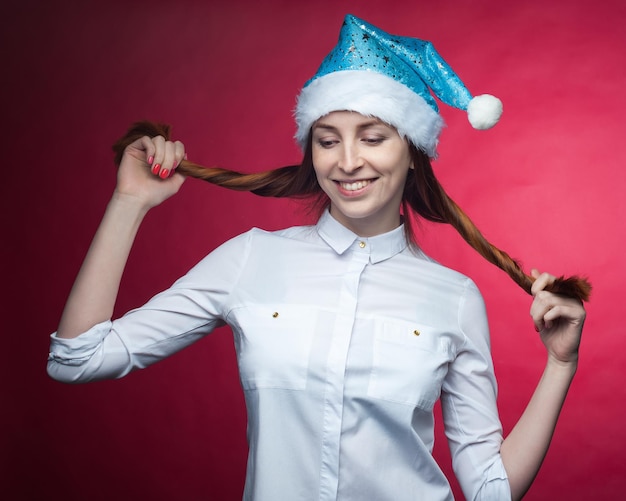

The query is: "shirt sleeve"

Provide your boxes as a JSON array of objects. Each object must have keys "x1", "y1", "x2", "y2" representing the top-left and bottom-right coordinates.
[
  {"x1": 47, "y1": 231, "x2": 253, "y2": 384},
  {"x1": 441, "y1": 279, "x2": 511, "y2": 501}
]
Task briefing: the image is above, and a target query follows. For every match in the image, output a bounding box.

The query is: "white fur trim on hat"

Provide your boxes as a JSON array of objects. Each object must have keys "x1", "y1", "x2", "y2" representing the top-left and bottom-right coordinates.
[{"x1": 295, "y1": 70, "x2": 444, "y2": 158}]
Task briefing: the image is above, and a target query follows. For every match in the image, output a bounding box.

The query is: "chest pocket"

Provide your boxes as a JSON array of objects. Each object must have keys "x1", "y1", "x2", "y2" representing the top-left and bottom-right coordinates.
[
  {"x1": 231, "y1": 304, "x2": 317, "y2": 391},
  {"x1": 368, "y1": 321, "x2": 453, "y2": 410}
]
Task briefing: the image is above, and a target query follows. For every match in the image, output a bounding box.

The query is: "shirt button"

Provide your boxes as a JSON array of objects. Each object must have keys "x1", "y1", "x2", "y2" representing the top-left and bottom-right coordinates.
[
  {"x1": 413, "y1": 330, "x2": 421, "y2": 336},
  {"x1": 272, "y1": 312, "x2": 279, "y2": 318},
  {"x1": 359, "y1": 241, "x2": 366, "y2": 248}
]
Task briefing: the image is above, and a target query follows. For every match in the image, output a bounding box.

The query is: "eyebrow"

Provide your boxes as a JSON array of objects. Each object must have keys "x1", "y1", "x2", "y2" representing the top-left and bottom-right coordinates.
[{"x1": 313, "y1": 119, "x2": 386, "y2": 132}]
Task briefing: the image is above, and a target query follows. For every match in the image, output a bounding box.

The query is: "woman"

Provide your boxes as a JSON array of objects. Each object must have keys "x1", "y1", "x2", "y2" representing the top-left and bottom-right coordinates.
[{"x1": 48, "y1": 15, "x2": 588, "y2": 501}]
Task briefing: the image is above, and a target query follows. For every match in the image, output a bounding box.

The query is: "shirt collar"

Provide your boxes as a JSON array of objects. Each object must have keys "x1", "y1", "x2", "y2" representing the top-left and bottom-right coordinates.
[{"x1": 316, "y1": 210, "x2": 408, "y2": 264}]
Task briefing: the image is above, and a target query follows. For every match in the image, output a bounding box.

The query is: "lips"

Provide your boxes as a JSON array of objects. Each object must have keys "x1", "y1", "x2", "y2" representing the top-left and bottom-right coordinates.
[
  {"x1": 341, "y1": 180, "x2": 370, "y2": 191},
  {"x1": 336, "y1": 179, "x2": 375, "y2": 192}
]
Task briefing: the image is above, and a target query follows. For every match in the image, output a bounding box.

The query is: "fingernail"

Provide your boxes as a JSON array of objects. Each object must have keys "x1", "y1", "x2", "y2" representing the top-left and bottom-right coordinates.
[
  {"x1": 148, "y1": 155, "x2": 154, "y2": 164},
  {"x1": 152, "y1": 163, "x2": 161, "y2": 175},
  {"x1": 159, "y1": 168, "x2": 169, "y2": 179}
]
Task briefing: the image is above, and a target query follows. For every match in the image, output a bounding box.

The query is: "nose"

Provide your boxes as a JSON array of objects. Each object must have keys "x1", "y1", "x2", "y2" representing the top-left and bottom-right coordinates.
[{"x1": 338, "y1": 144, "x2": 363, "y2": 173}]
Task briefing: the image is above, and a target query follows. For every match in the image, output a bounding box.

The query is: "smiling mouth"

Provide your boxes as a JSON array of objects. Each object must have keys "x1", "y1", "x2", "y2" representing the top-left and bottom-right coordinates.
[{"x1": 337, "y1": 179, "x2": 375, "y2": 191}]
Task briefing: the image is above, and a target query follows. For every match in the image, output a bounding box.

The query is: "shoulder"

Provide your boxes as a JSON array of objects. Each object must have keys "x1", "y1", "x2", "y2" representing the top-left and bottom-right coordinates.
[
  {"x1": 208, "y1": 223, "x2": 315, "y2": 248},
  {"x1": 237, "y1": 223, "x2": 324, "y2": 253},
  {"x1": 401, "y1": 249, "x2": 488, "y2": 339},
  {"x1": 263, "y1": 223, "x2": 319, "y2": 242},
  {"x1": 197, "y1": 223, "x2": 319, "y2": 265},
  {"x1": 400, "y1": 247, "x2": 482, "y2": 299}
]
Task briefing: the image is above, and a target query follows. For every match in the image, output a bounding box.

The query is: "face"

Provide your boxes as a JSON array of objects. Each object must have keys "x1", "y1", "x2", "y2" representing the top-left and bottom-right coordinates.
[{"x1": 311, "y1": 111, "x2": 413, "y2": 237}]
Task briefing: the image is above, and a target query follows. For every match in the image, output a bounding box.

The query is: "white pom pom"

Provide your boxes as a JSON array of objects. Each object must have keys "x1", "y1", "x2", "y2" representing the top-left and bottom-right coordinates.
[{"x1": 467, "y1": 94, "x2": 503, "y2": 130}]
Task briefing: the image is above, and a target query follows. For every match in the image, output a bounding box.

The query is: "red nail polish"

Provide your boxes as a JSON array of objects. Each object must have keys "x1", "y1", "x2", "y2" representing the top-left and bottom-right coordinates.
[
  {"x1": 152, "y1": 163, "x2": 161, "y2": 175},
  {"x1": 159, "y1": 168, "x2": 169, "y2": 179},
  {"x1": 148, "y1": 155, "x2": 154, "y2": 164}
]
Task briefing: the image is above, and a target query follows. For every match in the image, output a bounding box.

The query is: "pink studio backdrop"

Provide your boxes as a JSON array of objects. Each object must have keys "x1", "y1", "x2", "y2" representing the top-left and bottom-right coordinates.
[{"x1": 3, "y1": 0, "x2": 625, "y2": 499}]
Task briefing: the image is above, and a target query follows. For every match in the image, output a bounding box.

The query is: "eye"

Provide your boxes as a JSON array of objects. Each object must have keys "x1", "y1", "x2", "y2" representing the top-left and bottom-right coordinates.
[
  {"x1": 362, "y1": 136, "x2": 385, "y2": 145},
  {"x1": 316, "y1": 138, "x2": 338, "y2": 148}
]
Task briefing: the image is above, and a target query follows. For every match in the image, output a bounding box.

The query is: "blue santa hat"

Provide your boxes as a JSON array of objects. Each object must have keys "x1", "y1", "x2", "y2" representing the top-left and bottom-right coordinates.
[{"x1": 295, "y1": 14, "x2": 502, "y2": 157}]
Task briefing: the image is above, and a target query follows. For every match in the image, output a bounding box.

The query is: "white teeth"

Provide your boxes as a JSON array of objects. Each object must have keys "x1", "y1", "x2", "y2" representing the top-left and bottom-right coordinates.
[{"x1": 339, "y1": 180, "x2": 371, "y2": 191}]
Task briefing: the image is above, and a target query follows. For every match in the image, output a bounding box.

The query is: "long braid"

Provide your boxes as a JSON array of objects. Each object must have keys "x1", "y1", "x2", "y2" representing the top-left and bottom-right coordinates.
[
  {"x1": 113, "y1": 121, "x2": 591, "y2": 301},
  {"x1": 112, "y1": 121, "x2": 321, "y2": 198},
  {"x1": 405, "y1": 147, "x2": 591, "y2": 301}
]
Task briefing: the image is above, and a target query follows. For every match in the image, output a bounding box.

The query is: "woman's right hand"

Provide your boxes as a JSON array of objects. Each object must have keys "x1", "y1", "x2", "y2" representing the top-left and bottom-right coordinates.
[{"x1": 115, "y1": 135, "x2": 186, "y2": 209}]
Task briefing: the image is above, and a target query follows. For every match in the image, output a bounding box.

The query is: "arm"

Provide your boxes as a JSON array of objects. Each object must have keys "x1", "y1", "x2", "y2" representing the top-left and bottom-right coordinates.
[
  {"x1": 442, "y1": 280, "x2": 511, "y2": 501},
  {"x1": 56, "y1": 135, "x2": 186, "y2": 339},
  {"x1": 500, "y1": 269, "x2": 586, "y2": 500}
]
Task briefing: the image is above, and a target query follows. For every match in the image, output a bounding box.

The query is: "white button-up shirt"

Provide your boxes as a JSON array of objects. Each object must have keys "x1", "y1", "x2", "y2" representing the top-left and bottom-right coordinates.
[{"x1": 48, "y1": 211, "x2": 510, "y2": 500}]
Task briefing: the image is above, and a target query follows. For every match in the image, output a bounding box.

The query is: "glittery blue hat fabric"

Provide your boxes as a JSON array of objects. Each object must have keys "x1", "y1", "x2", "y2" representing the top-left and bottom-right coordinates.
[
  {"x1": 306, "y1": 14, "x2": 472, "y2": 114},
  {"x1": 295, "y1": 14, "x2": 502, "y2": 156}
]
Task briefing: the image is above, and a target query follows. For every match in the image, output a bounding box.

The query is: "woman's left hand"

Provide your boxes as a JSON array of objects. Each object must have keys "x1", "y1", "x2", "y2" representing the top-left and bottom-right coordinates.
[{"x1": 530, "y1": 269, "x2": 586, "y2": 366}]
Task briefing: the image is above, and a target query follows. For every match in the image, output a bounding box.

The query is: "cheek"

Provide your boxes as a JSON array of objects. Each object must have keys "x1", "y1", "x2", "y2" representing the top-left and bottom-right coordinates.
[
  {"x1": 310, "y1": 162, "x2": 331, "y2": 195},
  {"x1": 311, "y1": 162, "x2": 323, "y2": 183},
  {"x1": 314, "y1": 172, "x2": 333, "y2": 199},
  {"x1": 311, "y1": 153, "x2": 331, "y2": 181}
]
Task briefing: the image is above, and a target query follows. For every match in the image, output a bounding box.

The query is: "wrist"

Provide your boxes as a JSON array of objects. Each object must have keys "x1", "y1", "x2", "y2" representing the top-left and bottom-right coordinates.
[
  {"x1": 110, "y1": 190, "x2": 152, "y2": 216},
  {"x1": 546, "y1": 354, "x2": 578, "y2": 378}
]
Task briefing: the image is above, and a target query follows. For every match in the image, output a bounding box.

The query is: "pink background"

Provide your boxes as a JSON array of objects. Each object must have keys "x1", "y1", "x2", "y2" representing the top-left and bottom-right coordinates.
[{"x1": 3, "y1": 0, "x2": 625, "y2": 499}]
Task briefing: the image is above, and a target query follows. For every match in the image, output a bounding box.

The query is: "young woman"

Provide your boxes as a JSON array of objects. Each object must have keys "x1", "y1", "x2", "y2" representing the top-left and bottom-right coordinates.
[{"x1": 48, "y1": 15, "x2": 588, "y2": 501}]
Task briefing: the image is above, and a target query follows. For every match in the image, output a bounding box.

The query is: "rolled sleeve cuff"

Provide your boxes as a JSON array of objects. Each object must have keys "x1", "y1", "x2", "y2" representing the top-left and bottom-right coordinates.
[
  {"x1": 474, "y1": 459, "x2": 511, "y2": 501},
  {"x1": 48, "y1": 320, "x2": 112, "y2": 366}
]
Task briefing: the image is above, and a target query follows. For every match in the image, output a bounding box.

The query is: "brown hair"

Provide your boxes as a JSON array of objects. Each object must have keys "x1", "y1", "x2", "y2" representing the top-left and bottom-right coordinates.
[{"x1": 113, "y1": 120, "x2": 591, "y2": 301}]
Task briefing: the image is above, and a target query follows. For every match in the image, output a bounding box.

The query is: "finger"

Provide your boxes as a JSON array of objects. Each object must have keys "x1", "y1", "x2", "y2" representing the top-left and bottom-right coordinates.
[
  {"x1": 124, "y1": 135, "x2": 153, "y2": 160},
  {"x1": 531, "y1": 290, "x2": 585, "y2": 332},
  {"x1": 141, "y1": 136, "x2": 157, "y2": 167},
  {"x1": 157, "y1": 140, "x2": 179, "y2": 179},
  {"x1": 530, "y1": 290, "x2": 550, "y2": 331},
  {"x1": 170, "y1": 140, "x2": 186, "y2": 174},
  {"x1": 543, "y1": 297, "x2": 585, "y2": 324},
  {"x1": 530, "y1": 289, "x2": 560, "y2": 331},
  {"x1": 146, "y1": 136, "x2": 166, "y2": 177},
  {"x1": 531, "y1": 270, "x2": 557, "y2": 296},
  {"x1": 157, "y1": 141, "x2": 172, "y2": 179}
]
